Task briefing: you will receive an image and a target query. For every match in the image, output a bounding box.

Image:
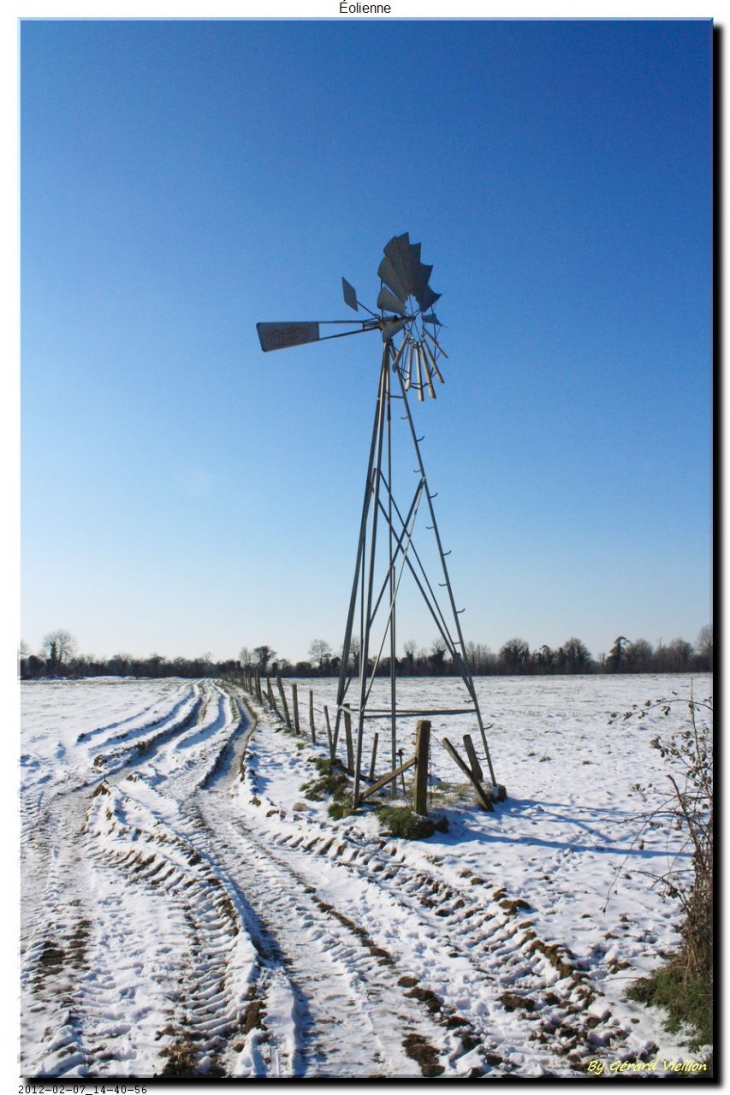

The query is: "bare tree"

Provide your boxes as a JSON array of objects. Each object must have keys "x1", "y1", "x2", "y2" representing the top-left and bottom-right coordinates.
[
  {"x1": 626, "y1": 638, "x2": 654, "y2": 673},
  {"x1": 606, "y1": 636, "x2": 631, "y2": 673},
  {"x1": 429, "y1": 637, "x2": 447, "y2": 674},
  {"x1": 41, "y1": 629, "x2": 77, "y2": 670},
  {"x1": 499, "y1": 637, "x2": 530, "y2": 674},
  {"x1": 348, "y1": 635, "x2": 361, "y2": 674},
  {"x1": 696, "y1": 624, "x2": 713, "y2": 671},
  {"x1": 308, "y1": 638, "x2": 332, "y2": 673},
  {"x1": 403, "y1": 639, "x2": 418, "y2": 674},
  {"x1": 667, "y1": 638, "x2": 694, "y2": 672},
  {"x1": 253, "y1": 645, "x2": 276, "y2": 674},
  {"x1": 534, "y1": 644, "x2": 554, "y2": 673},
  {"x1": 562, "y1": 637, "x2": 592, "y2": 673},
  {"x1": 109, "y1": 652, "x2": 133, "y2": 676}
]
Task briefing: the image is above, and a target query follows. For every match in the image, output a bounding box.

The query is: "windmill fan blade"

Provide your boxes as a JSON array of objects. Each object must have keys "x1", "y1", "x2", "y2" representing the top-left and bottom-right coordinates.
[
  {"x1": 390, "y1": 336, "x2": 409, "y2": 375},
  {"x1": 342, "y1": 278, "x2": 358, "y2": 312},
  {"x1": 403, "y1": 345, "x2": 412, "y2": 389},
  {"x1": 377, "y1": 286, "x2": 407, "y2": 316},
  {"x1": 422, "y1": 347, "x2": 437, "y2": 398},
  {"x1": 421, "y1": 337, "x2": 445, "y2": 384},
  {"x1": 378, "y1": 255, "x2": 410, "y2": 303},
  {"x1": 423, "y1": 327, "x2": 449, "y2": 359},
  {"x1": 412, "y1": 263, "x2": 433, "y2": 306},
  {"x1": 383, "y1": 233, "x2": 419, "y2": 296},
  {"x1": 419, "y1": 286, "x2": 442, "y2": 311},
  {"x1": 414, "y1": 343, "x2": 425, "y2": 400},
  {"x1": 257, "y1": 321, "x2": 320, "y2": 352}
]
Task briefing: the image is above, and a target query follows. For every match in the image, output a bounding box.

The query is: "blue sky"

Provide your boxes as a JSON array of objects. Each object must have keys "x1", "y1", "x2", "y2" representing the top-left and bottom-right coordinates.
[{"x1": 20, "y1": 18, "x2": 712, "y2": 665}]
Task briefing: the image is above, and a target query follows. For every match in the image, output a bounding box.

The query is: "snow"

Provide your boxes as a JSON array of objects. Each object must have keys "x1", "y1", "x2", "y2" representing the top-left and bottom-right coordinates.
[{"x1": 19, "y1": 673, "x2": 712, "y2": 1083}]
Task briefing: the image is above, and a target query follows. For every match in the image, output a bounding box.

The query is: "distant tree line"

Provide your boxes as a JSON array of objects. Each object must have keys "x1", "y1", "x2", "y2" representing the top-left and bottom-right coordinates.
[
  {"x1": 18, "y1": 630, "x2": 239, "y2": 681},
  {"x1": 235, "y1": 629, "x2": 712, "y2": 679},
  {"x1": 20, "y1": 626, "x2": 712, "y2": 682}
]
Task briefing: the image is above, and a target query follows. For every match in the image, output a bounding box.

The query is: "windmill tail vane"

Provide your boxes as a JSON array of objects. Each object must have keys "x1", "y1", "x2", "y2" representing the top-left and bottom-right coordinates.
[{"x1": 256, "y1": 233, "x2": 447, "y2": 400}]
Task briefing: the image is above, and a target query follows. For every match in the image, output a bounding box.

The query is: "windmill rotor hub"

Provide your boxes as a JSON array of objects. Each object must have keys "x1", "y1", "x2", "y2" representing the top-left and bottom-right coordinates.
[{"x1": 256, "y1": 232, "x2": 446, "y2": 403}]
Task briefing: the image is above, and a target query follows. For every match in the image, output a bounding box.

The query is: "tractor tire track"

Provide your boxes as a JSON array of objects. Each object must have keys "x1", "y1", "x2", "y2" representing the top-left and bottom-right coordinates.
[
  {"x1": 192, "y1": 795, "x2": 458, "y2": 1078},
  {"x1": 236, "y1": 763, "x2": 638, "y2": 1075}
]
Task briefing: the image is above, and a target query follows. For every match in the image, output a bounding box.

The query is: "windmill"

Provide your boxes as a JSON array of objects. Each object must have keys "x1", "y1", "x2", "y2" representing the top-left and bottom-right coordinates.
[{"x1": 257, "y1": 233, "x2": 497, "y2": 807}]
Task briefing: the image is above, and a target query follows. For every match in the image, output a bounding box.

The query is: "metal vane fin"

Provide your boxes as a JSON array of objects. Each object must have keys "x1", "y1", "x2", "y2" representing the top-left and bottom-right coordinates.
[
  {"x1": 342, "y1": 278, "x2": 358, "y2": 312},
  {"x1": 257, "y1": 322, "x2": 320, "y2": 352}
]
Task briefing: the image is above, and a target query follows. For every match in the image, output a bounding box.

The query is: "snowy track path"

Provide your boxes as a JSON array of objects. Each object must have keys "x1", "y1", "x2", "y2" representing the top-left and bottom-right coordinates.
[{"x1": 21, "y1": 676, "x2": 703, "y2": 1078}]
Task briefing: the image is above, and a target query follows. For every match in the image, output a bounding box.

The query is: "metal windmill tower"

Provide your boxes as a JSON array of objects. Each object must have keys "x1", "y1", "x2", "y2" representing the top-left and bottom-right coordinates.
[{"x1": 257, "y1": 233, "x2": 497, "y2": 807}]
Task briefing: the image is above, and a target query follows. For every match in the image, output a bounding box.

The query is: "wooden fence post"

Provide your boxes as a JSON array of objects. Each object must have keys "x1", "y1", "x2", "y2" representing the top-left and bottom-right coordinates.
[
  {"x1": 398, "y1": 749, "x2": 407, "y2": 794},
  {"x1": 267, "y1": 677, "x2": 279, "y2": 717},
  {"x1": 413, "y1": 720, "x2": 431, "y2": 815},
  {"x1": 291, "y1": 683, "x2": 301, "y2": 735},
  {"x1": 277, "y1": 675, "x2": 291, "y2": 728},
  {"x1": 369, "y1": 732, "x2": 379, "y2": 781},
  {"x1": 255, "y1": 670, "x2": 263, "y2": 704},
  {"x1": 309, "y1": 690, "x2": 316, "y2": 743}
]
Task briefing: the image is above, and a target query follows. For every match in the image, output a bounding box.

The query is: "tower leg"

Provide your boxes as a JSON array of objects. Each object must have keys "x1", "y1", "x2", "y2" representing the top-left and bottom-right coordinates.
[{"x1": 335, "y1": 337, "x2": 499, "y2": 807}]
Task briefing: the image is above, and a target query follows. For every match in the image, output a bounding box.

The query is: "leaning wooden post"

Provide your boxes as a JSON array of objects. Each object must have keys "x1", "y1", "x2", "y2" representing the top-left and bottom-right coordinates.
[
  {"x1": 309, "y1": 690, "x2": 316, "y2": 743},
  {"x1": 343, "y1": 705, "x2": 354, "y2": 772},
  {"x1": 277, "y1": 674, "x2": 291, "y2": 728},
  {"x1": 255, "y1": 669, "x2": 263, "y2": 704},
  {"x1": 369, "y1": 732, "x2": 379, "y2": 780},
  {"x1": 413, "y1": 720, "x2": 431, "y2": 815},
  {"x1": 291, "y1": 683, "x2": 301, "y2": 735},
  {"x1": 442, "y1": 737, "x2": 494, "y2": 811}
]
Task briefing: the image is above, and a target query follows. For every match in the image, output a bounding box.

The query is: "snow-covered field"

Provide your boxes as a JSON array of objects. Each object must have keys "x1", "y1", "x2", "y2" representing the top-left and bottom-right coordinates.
[{"x1": 20, "y1": 673, "x2": 712, "y2": 1080}]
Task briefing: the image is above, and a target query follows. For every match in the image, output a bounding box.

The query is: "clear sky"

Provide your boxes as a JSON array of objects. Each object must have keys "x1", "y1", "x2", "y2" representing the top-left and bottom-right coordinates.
[{"x1": 20, "y1": 17, "x2": 712, "y2": 666}]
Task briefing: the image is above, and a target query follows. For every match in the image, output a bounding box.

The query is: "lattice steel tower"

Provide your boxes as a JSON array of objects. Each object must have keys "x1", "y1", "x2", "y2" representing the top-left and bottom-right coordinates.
[{"x1": 257, "y1": 233, "x2": 497, "y2": 805}]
